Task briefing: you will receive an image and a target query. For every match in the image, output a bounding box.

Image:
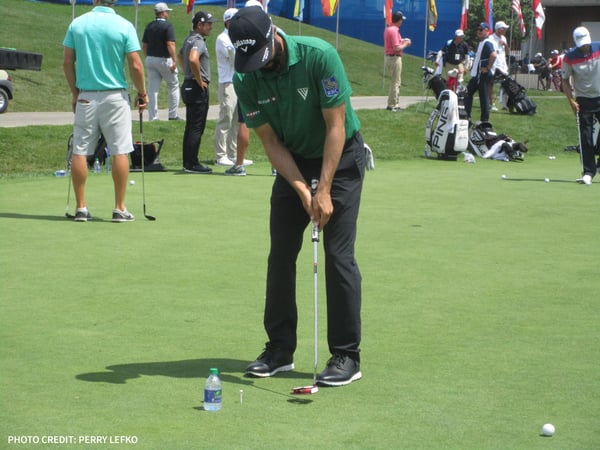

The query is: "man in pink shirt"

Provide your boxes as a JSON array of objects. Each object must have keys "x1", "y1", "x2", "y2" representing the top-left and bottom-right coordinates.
[{"x1": 384, "y1": 11, "x2": 411, "y2": 112}]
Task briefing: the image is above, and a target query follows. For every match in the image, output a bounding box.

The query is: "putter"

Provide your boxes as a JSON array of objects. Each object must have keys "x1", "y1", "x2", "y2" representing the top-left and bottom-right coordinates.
[
  {"x1": 139, "y1": 110, "x2": 156, "y2": 221},
  {"x1": 291, "y1": 178, "x2": 320, "y2": 395},
  {"x1": 65, "y1": 134, "x2": 75, "y2": 219}
]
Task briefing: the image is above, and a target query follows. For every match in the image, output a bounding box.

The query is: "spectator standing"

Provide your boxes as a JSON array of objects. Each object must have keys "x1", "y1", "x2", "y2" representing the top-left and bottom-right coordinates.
[
  {"x1": 63, "y1": 0, "x2": 147, "y2": 222},
  {"x1": 488, "y1": 21, "x2": 509, "y2": 111},
  {"x1": 532, "y1": 52, "x2": 551, "y2": 90},
  {"x1": 442, "y1": 29, "x2": 469, "y2": 88},
  {"x1": 178, "y1": 11, "x2": 215, "y2": 174},
  {"x1": 548, "y1": 49, "x2": 563, "y2": 92},
  {"x1": 464, "y1": 22, "x2": 496, "y2": 123},
  {"x1": 230, "y1": 6, "x2": 366, "y2": 386},
  {"x1": 562, "y1": 26, "x2": 600, "y2": 185},
  {"x1": 383, "y1": 11, "x2": 411, "y2": 112},
  {"x1": 142, "y1": 2, "x2": 180, "y2": 121},
  {"x1": 214, "y1": 8, "x2": 240, "y2": 167}
]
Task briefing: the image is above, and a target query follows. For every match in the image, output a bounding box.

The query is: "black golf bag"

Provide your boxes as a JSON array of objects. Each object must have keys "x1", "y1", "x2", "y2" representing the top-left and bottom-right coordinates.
[
  {"x1": 66, "y1": 134, "x2": 109, "y2": 169},
  {"x1": 469, "y1": 122, "x2": 528, "y2": 161},
  {"x1": 130, "y1": 139, "x2": 167, "y2": 172},
  {"x1": 423, "y1": 67, "x2": 469, "y2": 160},
  {"x1": 497, "y1": 73, "x2": 537, "y2": 115}
]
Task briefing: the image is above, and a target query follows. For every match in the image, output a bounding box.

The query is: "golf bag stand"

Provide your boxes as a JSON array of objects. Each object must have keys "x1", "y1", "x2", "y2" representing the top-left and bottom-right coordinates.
[{"x1": 497, "y1": 73, "x2": 537, "y2": 115}]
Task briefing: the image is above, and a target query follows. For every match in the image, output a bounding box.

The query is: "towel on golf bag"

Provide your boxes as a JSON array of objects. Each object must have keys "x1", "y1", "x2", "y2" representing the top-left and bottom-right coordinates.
[
  {"x1": 130, "y1": 139, "x2": 167, "y2": 172},
  {"x1": 469, "y1": 122, "x2": 528, "y2": 161},
  {"x1": 497, "y1": 74, "x2": 536, "y2": 115}
]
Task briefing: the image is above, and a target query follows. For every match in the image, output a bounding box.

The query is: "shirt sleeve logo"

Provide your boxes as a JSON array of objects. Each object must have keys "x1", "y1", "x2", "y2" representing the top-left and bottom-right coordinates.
[{"x1": 321, "y1": 77, "x2": 340, "y2": 97}]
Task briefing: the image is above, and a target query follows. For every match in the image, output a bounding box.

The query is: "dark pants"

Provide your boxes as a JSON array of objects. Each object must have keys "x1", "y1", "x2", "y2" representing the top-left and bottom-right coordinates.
[
  {"x1": 264, "y1": 132, "x2": 366, "y2": 361},
  {"x1": 464, "y1": 71, "x2": 493, "y2": 122},
  {"x1": 577, "y1": 96, "x2": 600, "y2": 178},
  {"x1": 181, "y1": 79, "x2": 209, "y2": 168}
]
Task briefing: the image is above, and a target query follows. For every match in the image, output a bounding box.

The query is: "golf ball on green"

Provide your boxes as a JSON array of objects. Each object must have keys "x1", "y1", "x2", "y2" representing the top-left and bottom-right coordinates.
[
  {"x1": 129, "y1": 180, "x2": 135, "y2": 185},
  {"x1": 544, "y1": 178, "x2": 550, "y2": 183},
  {"x1": 501, "y1": 174, "x2": 507, "y2": 179},
  {"x1": 541, "y1": 423, "x2": 555, "y2": 436}
]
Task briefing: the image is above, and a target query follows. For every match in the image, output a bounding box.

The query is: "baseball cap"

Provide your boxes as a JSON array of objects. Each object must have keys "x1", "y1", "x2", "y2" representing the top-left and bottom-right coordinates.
[
  {"x1": 455, "y1": 29, "x2": 464, "y2": 37},
  {"x1": 478, "y1": 23, "x2": 490, "y2": 31},
  {"x1": 392, "y1": 11, "x2": 406, "y2": 22},
  {"x1": 573, "y1": 26, "x2": 591, "y2": 48},
  {"x1": 223, "y1": 8, "x2": 238, "y2": 22},
  {"x1": 192, "y1": 11, "x2": 215, "y2": 27},
  {"x1": 495, "y1": 21, "x2": 509, "y2": 30},
  {"x1": 154, "y1": 2, "x2": 172, "y2": 13},
  {"x1": 229, "y1": 6, "x2": 274, "y2": 73}
]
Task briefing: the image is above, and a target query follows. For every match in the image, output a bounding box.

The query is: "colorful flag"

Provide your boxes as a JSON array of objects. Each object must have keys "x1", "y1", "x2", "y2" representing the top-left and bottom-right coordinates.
[
  {"x1": 294, "y1": 0, "x2": 305, "y2": 21},
  {"x1": 533, "y1": 0, "x2": 545, "y2": 39},
  {"x1": 182, "y1": 0, "x2": 194, "y2": 14},
  {"x1": 321, "y1": 0, "x2": 338, "y2": 17},
  {"x1": 428, "y1": 0, "x2": 438, "y2": 32},
  {"x1": 484, "y1": 0, "x2": 493, "y2": 30},
  {"x1": 511, "y1": 0, "x2": 526, "y2": 37},
  {"x1": 460, "y1": 0, "x2": 469, "y2": 32},
  {"x1": 384, "y1": 0, "x2": 393, "y2": 25}
]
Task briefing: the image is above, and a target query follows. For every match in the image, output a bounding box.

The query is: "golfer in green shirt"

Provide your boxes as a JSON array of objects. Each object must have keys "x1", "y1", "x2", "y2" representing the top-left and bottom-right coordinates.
[{"x1": 231, "y1": 6, "x2": 365, "y2": 386}]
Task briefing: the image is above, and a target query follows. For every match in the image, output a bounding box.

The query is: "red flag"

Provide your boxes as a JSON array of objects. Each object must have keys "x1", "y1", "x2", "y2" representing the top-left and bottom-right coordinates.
[
  {"x1": 484, "y1": 0, "x2": 493, "y2": 30},
  {"x1": 384, "y1": 0, "x2": 393, "y2": 25},
  {"x1": 512, "y1": 0, "x2": 526, "y2": 37},
  {"x1": 321, "y1": 0, "x2": 338, "y2": 16},
  {"x1": 533, "y1": 0, "x2": 545, "y2": 39},
  {"x1": 460, "y1": 0, "x2": 469, "y2": 32},
  {"x1": 182, "y1": 0, "x2": 195, "y2": 14}
]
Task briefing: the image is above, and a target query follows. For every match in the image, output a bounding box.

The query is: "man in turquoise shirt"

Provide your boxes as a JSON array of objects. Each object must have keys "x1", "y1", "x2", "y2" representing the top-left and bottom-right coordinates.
[
  {"x1": 231, "y1": 6, "x2": 365, "y2": 387},
  {"x1": 63, "y1": 0, "x2": 147, "y2": 222}
]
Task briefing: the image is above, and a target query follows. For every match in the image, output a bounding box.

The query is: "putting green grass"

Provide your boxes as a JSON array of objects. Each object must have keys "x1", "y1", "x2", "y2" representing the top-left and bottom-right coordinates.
[{"x1": 1, "y1": 157, "x2": 598, "y2": 449}]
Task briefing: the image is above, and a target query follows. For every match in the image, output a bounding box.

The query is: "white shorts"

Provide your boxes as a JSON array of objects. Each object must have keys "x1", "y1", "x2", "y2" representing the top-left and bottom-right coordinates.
[{"x1": 72, "y1": 90, "x2": 133, "y2": 156}]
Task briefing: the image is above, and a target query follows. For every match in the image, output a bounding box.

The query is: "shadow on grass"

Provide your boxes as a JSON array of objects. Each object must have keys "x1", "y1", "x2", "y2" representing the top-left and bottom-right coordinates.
[
  {"x1": 76, "y1": 358, "x2": 313, "y2": 386},
  {"x1": 0, "y1": 212, "x2": 107, "y2": 222},
  {"x1": 77, "y1": 358, "x2": 316, "y2": 406}
]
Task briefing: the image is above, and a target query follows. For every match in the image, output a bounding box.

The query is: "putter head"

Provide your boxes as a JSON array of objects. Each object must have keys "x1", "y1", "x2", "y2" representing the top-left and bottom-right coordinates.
[{"x1": 291, "y1": 385, "x2": 319, "y2": 395}]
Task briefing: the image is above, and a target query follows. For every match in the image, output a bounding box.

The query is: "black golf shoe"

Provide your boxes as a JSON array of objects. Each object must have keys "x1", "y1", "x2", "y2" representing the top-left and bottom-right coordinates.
[
  {"x1": 245, "y1": 345, "x2": 294, "y2": 377},
  {"x1": 316, "y1": 354, "x2": 362, "y2": 386}
]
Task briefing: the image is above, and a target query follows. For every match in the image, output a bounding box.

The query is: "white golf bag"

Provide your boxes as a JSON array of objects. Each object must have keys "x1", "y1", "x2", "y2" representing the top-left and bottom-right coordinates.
[{"x1": 425, "y1": 89, "x2": 469, "y2": 160}]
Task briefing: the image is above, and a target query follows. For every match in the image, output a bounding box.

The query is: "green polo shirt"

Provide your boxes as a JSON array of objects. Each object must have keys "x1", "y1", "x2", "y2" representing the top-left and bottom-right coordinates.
[{"x1": 234, "y1": 33, "x2": 360, "y2": 159}]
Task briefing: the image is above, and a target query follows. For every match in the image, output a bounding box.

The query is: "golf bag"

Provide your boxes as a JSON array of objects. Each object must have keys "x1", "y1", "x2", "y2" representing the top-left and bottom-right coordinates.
[
  {"x1": 66, "y1": 134, "x2": 109, "y2": 169},
  {"x1": 468, "y1": 122, "x2": 528, "y2": 161},
  {"x1": 130, "y1": 139, "x2": 167, "y2": 172},
  {"x1": 497, "y1": 73, "x2": 537, "y2": 115},
  {"x1": 423, "y1": 67, "x2": 469, "y2": 160}
]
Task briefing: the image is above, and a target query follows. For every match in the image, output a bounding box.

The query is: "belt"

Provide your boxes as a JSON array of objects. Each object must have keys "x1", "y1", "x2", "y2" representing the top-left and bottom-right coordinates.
[
  {"x1": 386, "y1": 54, "x2": 401, "y2": 57},
  {"x1": 80, "y1": 89, "x2": 125, "y2": 92}
]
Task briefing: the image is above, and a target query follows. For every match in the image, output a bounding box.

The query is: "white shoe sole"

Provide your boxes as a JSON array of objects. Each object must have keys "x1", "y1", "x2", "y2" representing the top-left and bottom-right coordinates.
[
  {"x1": 316, "y1": 370, "x2": 362, "y2": 387},
  {"x1": 246, "y1": 363, "x2": 294, "y2": 378}
]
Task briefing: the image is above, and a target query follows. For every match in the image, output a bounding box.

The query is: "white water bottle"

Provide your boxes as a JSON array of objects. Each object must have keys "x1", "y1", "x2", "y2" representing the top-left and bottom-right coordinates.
[
  {"x1": 93, "y1": 158, "x2": 101, "y2": 173},
  {"x1": 204, "y1": 368, "x2": 222, "y2": 411}
]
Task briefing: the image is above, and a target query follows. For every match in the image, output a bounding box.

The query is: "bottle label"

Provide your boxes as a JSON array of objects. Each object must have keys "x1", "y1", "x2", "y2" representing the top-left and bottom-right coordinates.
[{"x1": 204, "y1": 388, "x2": 222, "y2": 404}]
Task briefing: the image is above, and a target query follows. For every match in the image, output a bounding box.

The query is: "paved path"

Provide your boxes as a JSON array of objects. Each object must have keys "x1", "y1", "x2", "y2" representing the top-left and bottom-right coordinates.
[{"x1": 0, "y1": 96, "x2": 424, "y2": 128}]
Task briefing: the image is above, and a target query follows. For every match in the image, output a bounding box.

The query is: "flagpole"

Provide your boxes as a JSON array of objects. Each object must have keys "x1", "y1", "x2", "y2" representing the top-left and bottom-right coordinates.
[
  {"x1": 423, "y1": 6, "x2": 428, "y2": 66},
  {"x1": 134, "y1": 0, "x2": 139, "y2": 31},
  {"x1": 70, "y1": 0, "x2": 75, "y2": 20},
  {"x1": 335, "y1": 0, "x2": 341, "y2": 50}
]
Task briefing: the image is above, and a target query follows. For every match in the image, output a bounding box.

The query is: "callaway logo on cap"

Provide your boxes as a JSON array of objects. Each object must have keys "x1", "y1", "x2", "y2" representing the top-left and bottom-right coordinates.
[{"x1": 228, "y1": 6, "x2": 274, "y2": 73}]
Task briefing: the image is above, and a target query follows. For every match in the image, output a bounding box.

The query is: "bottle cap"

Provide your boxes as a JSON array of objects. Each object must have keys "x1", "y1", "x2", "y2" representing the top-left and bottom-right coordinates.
[{"x1": 209, "y1": 368, "x2": 219, "y2": 375}]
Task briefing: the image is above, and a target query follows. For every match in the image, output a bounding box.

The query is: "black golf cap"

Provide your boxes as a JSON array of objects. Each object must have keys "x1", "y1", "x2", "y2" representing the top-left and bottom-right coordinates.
[
  {"x1": 229, "y1": 6, "x2": 274, "y2": 73},
  {"x1": 192, "y1": 11, "x2": 215, "y2": 28}
]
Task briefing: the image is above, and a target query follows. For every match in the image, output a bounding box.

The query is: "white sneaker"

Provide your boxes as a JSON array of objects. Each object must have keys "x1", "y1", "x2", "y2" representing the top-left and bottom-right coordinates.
[
  {"x1": 576, "y1": 174, "x2": 592, "y2": 185},
  {"x1": 242, "y1": 159, "x2": 253, "y2": 166},
  {"x1": 215, "y1": 157, "x2": 234, "y2": 167}
]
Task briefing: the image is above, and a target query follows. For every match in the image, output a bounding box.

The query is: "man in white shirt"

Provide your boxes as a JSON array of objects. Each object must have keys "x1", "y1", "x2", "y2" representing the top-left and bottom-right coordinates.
[
  {"x1": 489, "y1": 21, "x2": 509, "y2": 111},
  {"x1": 213, "y1": 8, "x2": 240, "y2": 167}
]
